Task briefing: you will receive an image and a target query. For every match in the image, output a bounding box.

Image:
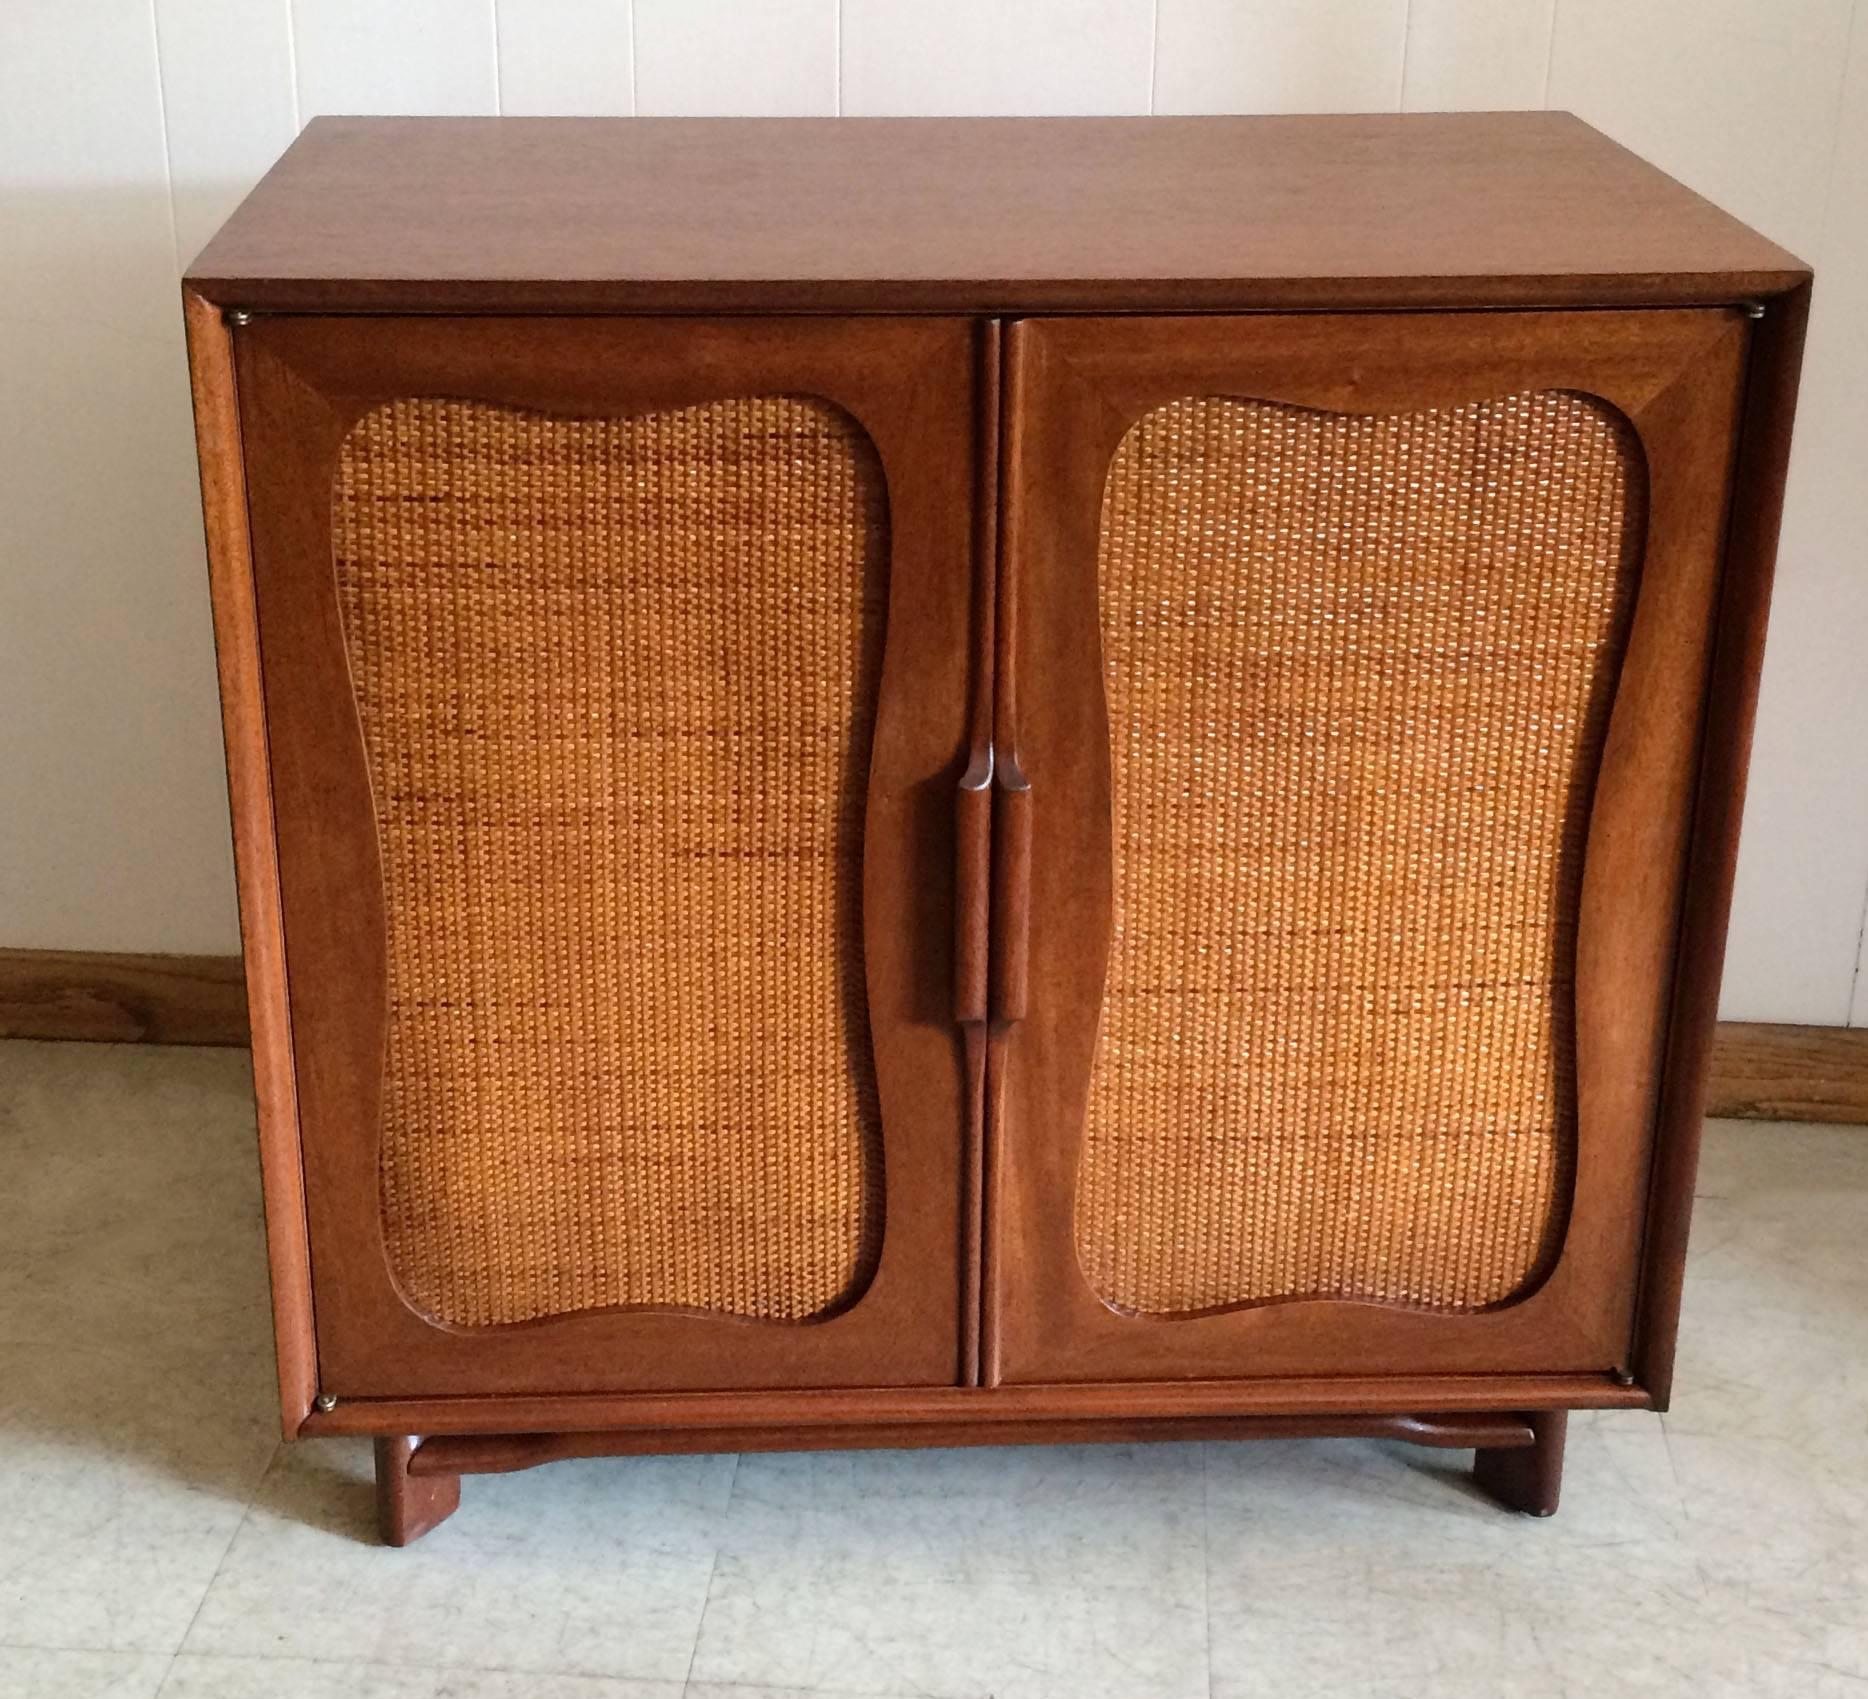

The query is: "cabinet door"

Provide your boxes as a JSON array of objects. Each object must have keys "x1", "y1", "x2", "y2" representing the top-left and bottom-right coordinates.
[
  {"x1": 236, "y1": 316, "x2": 983, "y2": 1397},
  {"x1": 990, "y1": 310, "x2": 1748, "y2": 1385}
]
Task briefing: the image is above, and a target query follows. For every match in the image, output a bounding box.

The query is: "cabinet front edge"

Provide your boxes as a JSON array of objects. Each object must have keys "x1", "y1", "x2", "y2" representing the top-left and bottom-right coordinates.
[
  {"x1": 180, "y1": 270, "x2": 1812, "y2": 321},
  {"x1": 296, "y1": 1373, "x2": 1651, "y2": 1439}
]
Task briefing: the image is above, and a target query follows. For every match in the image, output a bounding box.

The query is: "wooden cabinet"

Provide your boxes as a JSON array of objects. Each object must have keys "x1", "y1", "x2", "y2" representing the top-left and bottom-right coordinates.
[{"x1": 184, "y1": 113, "x2": 1810, "y2": 1542}]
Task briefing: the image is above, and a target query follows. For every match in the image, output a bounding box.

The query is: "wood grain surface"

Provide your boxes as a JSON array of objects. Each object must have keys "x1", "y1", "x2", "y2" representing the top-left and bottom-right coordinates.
[
  {"x1": 185, "y1": 113, "x2": 1807, "y2": 315},
  {"x1": 1704, "y1": 1021, "x2": 1868, "y2": 1123},
  {"x1": 0, "y1": 946, "x2": 248, "y2": 1045}
]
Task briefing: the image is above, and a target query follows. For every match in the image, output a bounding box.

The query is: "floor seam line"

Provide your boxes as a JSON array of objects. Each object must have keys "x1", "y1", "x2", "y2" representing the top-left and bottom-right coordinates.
[
  {"x1": 167, "y1": 1439, "x2": 281, "y2": 1663},
  {"x1": 1202, "y1": 1442, "x2": 1216, "y2": 1699},
  {"x1": 681, "y1": 1451, "x2": 741, "y2": 1697}
]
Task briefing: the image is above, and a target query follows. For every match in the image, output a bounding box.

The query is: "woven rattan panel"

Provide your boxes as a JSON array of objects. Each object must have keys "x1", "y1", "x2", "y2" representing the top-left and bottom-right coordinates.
[
  {"x1": 1079, "y1": 390, "x2": 1643, "y2": 1316},
  {"x1": 334, "y1": 395, "x2": 887, "y2": 1327}
]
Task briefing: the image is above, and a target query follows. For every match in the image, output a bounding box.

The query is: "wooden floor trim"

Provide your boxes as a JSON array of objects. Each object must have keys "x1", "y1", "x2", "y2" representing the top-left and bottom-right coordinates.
[
  {"x1": 3, "y1": 949, "x2": 1867, "y2": 1123},
  {"x1": 1703, "y1": 1020, "x2": 1868, "y2": 1124},
  {"x1": 0, "y1": 947, "x2": 250, "y2": 1046}
]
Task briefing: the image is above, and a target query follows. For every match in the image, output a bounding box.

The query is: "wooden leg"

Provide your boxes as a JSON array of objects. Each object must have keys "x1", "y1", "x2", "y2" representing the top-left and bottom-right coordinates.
[
  {"x1": 374, "y1": 1436, "x2": 461, "y2": 1546},
  {"x1": 1473, "y1": 1409, "x2": 1567, "y2": 1517}
]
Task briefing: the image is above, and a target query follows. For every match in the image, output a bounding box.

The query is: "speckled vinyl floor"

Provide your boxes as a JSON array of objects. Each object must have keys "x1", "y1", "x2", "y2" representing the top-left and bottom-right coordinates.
[{"x1": 2, "y1": 1038, "x2": 1864, "y2": 1698}]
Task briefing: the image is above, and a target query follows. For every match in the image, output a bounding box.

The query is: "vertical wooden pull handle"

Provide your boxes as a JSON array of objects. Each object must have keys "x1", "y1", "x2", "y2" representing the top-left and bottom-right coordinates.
[
  {"x1": 955, "y1": 752, "x2": 993, "y2": 1023},
  {"x1": 991, "y1": 756, "x2": 1032, "y2": 1024}
]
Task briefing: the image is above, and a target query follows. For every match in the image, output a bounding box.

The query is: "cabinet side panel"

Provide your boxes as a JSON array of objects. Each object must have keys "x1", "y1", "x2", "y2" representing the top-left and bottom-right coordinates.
[
  {"x1": 1634, "y1": 283, "x2": 1812, "y2": 1404},
  {"x1": 332, "y1": 394, "x2": 888, "y2": 1329},
  {"x1": 182, "y1": 290, "x2": 317, "y2": 1432},
  {"x1": 1079, "y1": 389, "x2": 1645, "y2": 1317}
]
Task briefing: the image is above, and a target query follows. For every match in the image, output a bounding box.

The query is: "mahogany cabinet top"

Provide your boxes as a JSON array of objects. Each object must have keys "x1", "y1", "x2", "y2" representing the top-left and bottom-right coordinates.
[{"x1": 186, "y1": 112, "x2": 1807, "y2": 316}]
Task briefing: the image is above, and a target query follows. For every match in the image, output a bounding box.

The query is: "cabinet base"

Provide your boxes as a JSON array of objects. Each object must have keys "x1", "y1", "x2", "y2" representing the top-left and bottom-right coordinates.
[
  {"x1": 1473, "y1": 1408, "x2": 1568, "y2": 1516},
  {"x1": 373, "y1": 1434, "x2": 462, "y2": 1546},
  {"x1": 371, "y1": 1408, "x2": 1569, "y2": 1545}
]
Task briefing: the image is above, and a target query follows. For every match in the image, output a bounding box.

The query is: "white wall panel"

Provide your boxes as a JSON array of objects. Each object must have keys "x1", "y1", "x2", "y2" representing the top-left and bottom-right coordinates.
[
  {"x1": 156, "y1": 0, "x2": 300, "y2": 267},
  {"x1": 841, "y1": 0, "x2": 1152, "y2": 116},
  {"x1": 1155, "y1": 0, "x2": 1407, "y2": 115},
  {"x1": 496, "y1": 0, "x2": 634, "y2": 115},
  {"x1": 2, "y1": 0, "x2": 1867, "y2": 1022},
  {"x1": 1841, "y1": 16, "x2": 1868, "y2": 1025},
  {"x1": 1807, "y1": 9, "x2": 1868, "y2": 1028},
  {"x1": 636, "y1": 0, "x2": 835, "y2": 115},
  {"x1": 292, "y1": 0, "x2": 498, "y2": 119},
  {"x1": 1550, "y1": 0, "x2": 1864, "y2": 1023},
  {"x1": 1548, "y1": 0, "x2": 1849, "y2": 262},
  {"x1": 0, "y1": 3, "x2": 237, "y2": 952},
  {"x1": 1402, "y1": 0, "x2": 1555, "y2": 111}
]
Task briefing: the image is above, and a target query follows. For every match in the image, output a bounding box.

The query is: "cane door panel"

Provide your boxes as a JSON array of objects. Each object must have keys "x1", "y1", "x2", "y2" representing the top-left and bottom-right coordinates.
[
  {"x1": 237, "y1": 316, "x2": 981, "y2": 1397},
  {"x1": 990, "y1": 310, "x2": 1749, "y2": 1385}
]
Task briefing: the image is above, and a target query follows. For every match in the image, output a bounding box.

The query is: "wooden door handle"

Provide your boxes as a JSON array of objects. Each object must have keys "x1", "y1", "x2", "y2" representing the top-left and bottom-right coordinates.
[
  {"x1": 991, "y1": 756, "x2": 1032, "y2": 1024},
  {"x1": 955, "y1": 750, "x2": 993, "y2": 1023}
]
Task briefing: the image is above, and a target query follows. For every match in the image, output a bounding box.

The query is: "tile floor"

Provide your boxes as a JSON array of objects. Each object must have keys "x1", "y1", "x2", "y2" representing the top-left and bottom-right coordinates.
[{"x1": 1, "y1": 1038, "x2": 1865, "y2": 1698}]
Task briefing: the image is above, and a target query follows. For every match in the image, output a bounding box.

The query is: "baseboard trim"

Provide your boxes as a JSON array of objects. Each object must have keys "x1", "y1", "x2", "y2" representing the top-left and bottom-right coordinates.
[
  {"x1": 0, "y1": 947, "x2": 250, "y2": 1046},
  {"x1": 1703, "y1": 1020, "x2": 1868, "y2": 1124},
  {"x1": 3, "y1": 949, "x2": 1866, "y2": 1122}
]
